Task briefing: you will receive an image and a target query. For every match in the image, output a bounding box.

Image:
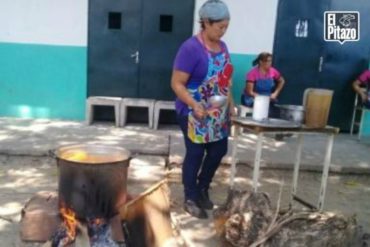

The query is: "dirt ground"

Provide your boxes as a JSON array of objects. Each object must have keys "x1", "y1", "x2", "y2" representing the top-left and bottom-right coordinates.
[{"x1": 0, "y1": 155, "x2": 369, "y2": 246}]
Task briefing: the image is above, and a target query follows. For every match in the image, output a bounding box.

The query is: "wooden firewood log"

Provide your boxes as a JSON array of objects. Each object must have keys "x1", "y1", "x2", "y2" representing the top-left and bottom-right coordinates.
[
  {"x1": 214, "y1": 189, "x2": 366, "y2": 247},
  {"x1": 213, "y1": 190, "x2": 272, "y2": 246}
]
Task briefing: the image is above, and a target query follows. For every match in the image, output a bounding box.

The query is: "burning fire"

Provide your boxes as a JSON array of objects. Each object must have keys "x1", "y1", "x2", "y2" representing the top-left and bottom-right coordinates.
[
  {"x1": 51, "y1": 203, "x2": 78, "y2": 246},
  {"x1": 60, "y1": 205, "x2": 77, "y2": 241},
  {"x1": 91, "y1": 218, "x2": 104, "y2": 225},
  {"x1": 53, "y1": 205, "x2": 118, "y2": 247}
]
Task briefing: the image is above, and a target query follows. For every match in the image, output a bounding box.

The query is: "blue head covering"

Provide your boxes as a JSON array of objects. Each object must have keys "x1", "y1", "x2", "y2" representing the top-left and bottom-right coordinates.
[{"x1": 199, "y1": 0, "x2": 230, "y2": 21}]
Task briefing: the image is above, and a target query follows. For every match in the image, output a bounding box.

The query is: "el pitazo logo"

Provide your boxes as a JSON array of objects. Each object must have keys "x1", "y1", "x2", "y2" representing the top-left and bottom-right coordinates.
[{"x1": 324, "y1": 11, "x2": 360, "y2": 44}]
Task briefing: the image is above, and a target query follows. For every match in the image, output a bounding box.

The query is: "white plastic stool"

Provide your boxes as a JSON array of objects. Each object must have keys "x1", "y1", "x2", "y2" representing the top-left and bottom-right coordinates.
[
  {"x1": 86, "y1": 96, "x2": 122, "y2": 127},
  {"x1": 120, "y1": 98, "x2": 155, "y2": 128},
  {"x1": 231, "y1": 105, "x2": 252, "y2": 136},
  {"x1": 237, "y1": 105, "x2": 253, "y2": 117},
  {"x1": 153, "y1": 101, "x2": 175, "y2": 130}
]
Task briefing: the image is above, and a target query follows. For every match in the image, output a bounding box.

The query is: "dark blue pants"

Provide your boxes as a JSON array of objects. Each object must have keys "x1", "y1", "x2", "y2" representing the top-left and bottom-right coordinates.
[{"x1": 177, "y1": 114, "x2": 228, "y2": 202}]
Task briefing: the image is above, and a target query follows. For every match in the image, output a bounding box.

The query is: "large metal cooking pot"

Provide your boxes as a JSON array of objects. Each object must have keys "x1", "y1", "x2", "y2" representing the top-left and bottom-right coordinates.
[
  {"x1": 53, "y1": 144, "x2": 131, "y2": 220},
  {"x1": 276, "y1": 104, "x2": 305, "y2": 124}
]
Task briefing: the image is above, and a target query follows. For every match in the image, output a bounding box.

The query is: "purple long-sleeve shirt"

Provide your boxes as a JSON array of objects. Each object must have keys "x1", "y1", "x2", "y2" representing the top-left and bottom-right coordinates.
[{"x1": 173, "y1": 36, "x2": 228, "y2": 116}]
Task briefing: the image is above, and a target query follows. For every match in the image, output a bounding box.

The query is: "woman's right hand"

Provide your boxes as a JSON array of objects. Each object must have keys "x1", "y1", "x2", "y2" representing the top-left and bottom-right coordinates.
[
  {"x1": 270, "y1": 92, "x2": 278, "y2": 101},
  {"x1": 360, "y1": 92, "x2": 367, "y2": 103},
  {"x1": 192, "y1": 103, "x2": 207, "y2": 120}
]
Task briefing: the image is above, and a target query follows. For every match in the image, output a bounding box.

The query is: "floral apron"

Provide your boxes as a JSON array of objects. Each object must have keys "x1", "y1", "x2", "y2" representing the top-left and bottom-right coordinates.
[{"x1": 187, "y1": 40, "x2": 233, "y2": 143}]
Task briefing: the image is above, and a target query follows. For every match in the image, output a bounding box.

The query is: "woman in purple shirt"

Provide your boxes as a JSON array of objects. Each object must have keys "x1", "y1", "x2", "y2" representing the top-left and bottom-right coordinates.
[
  {"x1": 353, "y1": 69, "x2": 370, "y2": 108},
  {"x1": 171, "y1": 0, "x2": 234, "y2": 219}
]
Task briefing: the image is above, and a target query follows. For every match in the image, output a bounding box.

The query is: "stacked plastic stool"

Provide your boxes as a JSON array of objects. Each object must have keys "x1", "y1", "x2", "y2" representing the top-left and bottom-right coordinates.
[
  {"x1": 86, "y1": 96, "x2": 122, "y2": 127},
  {"x1": 153, "y1": 101, "x2": 176, "y2": 130},
  {"x1": 120, "y1": 98, "x2": 155, "y2": 128},
  {"x1": 237, "y1": 104, "x2": 253, "y2": 117}
]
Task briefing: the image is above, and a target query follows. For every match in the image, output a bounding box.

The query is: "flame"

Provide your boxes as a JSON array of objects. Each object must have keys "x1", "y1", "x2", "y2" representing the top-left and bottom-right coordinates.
[
  {"x1": 92, "y1": 218, "x2": 104, "y2": 225},
  {"x1": 60, "y1": 205, "x2": 77, "y2": 241}
]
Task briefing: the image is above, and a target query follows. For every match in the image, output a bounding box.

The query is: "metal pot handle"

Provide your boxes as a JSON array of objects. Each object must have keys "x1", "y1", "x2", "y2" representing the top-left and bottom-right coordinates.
[
  {"x1": 127, "y1": 154, "x2": 136, "y2": 166},
  {"x1": 48, "y1": 149, "x2": 57, "y2": 159}
]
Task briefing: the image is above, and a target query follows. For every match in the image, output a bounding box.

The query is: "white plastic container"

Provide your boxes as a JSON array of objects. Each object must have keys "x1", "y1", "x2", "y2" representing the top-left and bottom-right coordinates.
[{"x1": 252, "y1": 95, "x2": 270, "y2": 121}]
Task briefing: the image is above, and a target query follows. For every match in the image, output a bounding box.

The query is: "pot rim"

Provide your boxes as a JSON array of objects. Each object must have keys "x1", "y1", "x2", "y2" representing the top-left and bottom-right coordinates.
[
  {"x1": 276, "y1": 104, "x2": 305, "y2": 111},
  {"x1": 54, "y1": 144, "x2": 131, "y2": 165}
]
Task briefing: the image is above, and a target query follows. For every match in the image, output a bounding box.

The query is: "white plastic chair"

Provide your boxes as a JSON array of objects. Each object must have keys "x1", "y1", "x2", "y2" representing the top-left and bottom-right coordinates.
[
  {"x1": 350, "y1": 88, "x2": 369, "y2": 140},
  {"x1": 237, "y1": 105, "x2": 253, "y2": 117}
]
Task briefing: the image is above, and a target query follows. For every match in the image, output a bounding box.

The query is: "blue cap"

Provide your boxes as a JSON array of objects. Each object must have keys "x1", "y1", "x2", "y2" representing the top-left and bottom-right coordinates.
[{"x1": 199, "y1": 0, "x2": 230, "y2": 21}]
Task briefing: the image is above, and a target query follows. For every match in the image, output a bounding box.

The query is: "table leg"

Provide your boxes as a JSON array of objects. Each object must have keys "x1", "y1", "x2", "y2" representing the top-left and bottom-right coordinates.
[
  {"x1": 252, "y1": 133, "x2": 263, "y2": 192},
  {"x1": 229, "y1": 127, "x2": 240, "y2": 189},
  {"x1": 290, "y1": 134, "x2": 304, "y2": 207},
  {"x1": 318, "y1": 134, "x2": 334, "y2": 211}
]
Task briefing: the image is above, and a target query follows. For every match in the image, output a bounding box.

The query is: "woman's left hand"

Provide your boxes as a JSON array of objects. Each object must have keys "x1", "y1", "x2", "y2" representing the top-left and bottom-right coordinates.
[{"x1": 270, "y1": 92, "x2": 278, "y2": 101}]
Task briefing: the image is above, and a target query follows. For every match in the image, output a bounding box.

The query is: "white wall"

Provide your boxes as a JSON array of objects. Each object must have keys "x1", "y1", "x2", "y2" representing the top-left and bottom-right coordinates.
[
  {"x1": 0, "y1": 0, "x2": 88, "y2": 46},
  {"x1": 193, "y1": 0, "x2": 279, "y2": 54},
  {"x1": 0, "y1": 0, "x2": 276, "y2": 50}
]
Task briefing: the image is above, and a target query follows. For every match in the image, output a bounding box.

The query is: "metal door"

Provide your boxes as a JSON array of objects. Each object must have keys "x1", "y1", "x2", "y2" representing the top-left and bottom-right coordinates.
[
  {"x1": 88, "y1": 0, "x2": 142, "y2": 98},
  {"x1": 273, "y1": 0, "x2": 330, "y2": 105},
  {"x1": 88, "y1": 0, "x2": 194, "y2": 100},
  {"x1": 273, "y1": 0, "x2": 370, "y2": 130},
  {"x1": 319, "y1": 0, "x2": 370, "y2": 129},
  {"x1": 138, "y1": 0, "x2": 195, "y2": 99}
]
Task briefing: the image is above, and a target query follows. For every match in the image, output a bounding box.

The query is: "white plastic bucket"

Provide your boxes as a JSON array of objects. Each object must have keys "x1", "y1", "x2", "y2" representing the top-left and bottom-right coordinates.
[{"x1": 252, "y1": 95, "x2": 270, "y2": 121}]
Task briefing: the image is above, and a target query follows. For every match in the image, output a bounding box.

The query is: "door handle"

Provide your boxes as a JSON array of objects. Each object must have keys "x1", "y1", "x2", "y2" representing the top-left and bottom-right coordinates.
[
  {"x1": 131, "y1": 51, "x2": 139, "y2": 64},
  {"x1": 318, "y1": 56, "x2": 324, "y2": 72}
]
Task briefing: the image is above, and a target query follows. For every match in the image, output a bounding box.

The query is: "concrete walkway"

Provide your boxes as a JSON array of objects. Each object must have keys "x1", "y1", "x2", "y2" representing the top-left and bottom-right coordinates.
[{"x1": 1, "y1": 117, "x2": 369, "y2": 174}]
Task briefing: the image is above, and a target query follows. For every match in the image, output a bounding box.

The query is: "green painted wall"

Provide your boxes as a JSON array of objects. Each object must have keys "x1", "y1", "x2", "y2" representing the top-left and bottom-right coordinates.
[
  {"x1": 360, "y1": 110, "x2": 370, "y2": 138},
  {"x1": 0, "y1": 42, "x2": 87, "y2": 120},
  {"x1": 0, "y1": 43, "x2": 253, "y2": 120},
  {"x1": 230, "y1": 53, "x2": 256, "y2": 105}
]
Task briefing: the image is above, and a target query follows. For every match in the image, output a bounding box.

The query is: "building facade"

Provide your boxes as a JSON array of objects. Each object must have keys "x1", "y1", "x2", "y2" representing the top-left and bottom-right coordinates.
[
  {"x1": 0, "y1": 0, "x2": 278, "y2": 121},
  {"x1": 0, "y1": 0, "x2": 368, "y2": 130}
]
